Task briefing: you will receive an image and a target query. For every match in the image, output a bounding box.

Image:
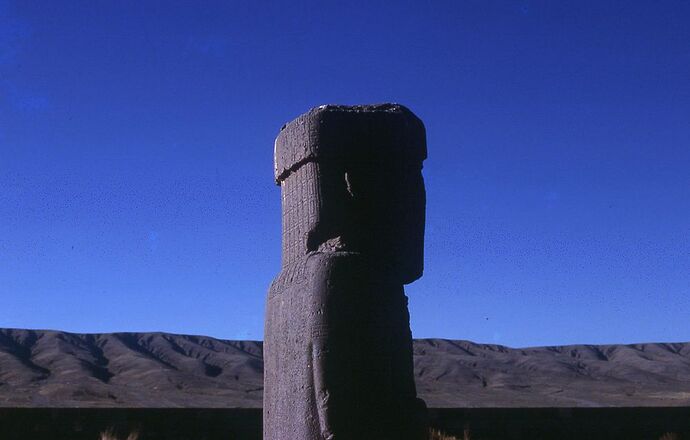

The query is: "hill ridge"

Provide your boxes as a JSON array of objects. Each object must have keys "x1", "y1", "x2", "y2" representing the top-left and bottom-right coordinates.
[{"x1": 1, "y1": 329, "x2": 689, "y2": 408}]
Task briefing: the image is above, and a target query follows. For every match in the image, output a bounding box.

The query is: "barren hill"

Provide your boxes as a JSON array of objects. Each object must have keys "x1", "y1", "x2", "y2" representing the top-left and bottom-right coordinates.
[{"x1": 1, "y1": 329, "x2": 688, "y2": 408}]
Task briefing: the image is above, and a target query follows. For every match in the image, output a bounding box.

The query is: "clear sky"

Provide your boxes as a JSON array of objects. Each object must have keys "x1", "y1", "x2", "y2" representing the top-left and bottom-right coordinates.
[{"x1": 1, "y1": 1, "x2": 688, "y2": 347}]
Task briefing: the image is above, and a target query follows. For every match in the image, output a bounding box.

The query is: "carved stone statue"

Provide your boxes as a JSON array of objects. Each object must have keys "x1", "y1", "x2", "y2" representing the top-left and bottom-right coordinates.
[{"x1": 264, "y1": 104, "x2": 428, "y2": 440}]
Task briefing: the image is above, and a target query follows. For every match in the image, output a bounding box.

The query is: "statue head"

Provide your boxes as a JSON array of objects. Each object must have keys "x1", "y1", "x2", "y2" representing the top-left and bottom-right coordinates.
[{"x1": 274, "y1": 104, "x2": 427, "y2": 284}]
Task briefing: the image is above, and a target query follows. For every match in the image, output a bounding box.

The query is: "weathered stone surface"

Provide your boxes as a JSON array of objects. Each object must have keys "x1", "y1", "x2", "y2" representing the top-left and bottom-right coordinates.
[{"x1": 264, "y1": 104, "x2": 428, "y2": 439}]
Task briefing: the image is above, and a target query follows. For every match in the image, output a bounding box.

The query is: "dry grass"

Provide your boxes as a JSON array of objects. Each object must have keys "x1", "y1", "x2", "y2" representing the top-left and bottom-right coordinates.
[
  {"x1": 99, "y1": 427, "x2": 465, "y2": 440},
  {"x1": 99, "y1": 428, "x2": 139, "y2": 440},
  {"x1": 428, "y1": 429, "x2": 457, "y2": 440},
  {"x1": 428, "y1": 427, "x2": 470, "y2": 440},
  {"x1": 428, "y1": 427, "x2": 684, "y2": 440},
  {"x1": 95, "y1": 426, "x2": 684, "y2": 440}
]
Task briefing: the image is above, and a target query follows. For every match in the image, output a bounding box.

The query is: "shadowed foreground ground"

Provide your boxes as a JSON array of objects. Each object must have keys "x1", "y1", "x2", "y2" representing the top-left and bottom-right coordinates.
[
  {"x1": 2, "y1": 329, "x2": 690, "y2": 408},
  {"x1": 0, "y1": 407, "x2": 689, "y2": 440}
]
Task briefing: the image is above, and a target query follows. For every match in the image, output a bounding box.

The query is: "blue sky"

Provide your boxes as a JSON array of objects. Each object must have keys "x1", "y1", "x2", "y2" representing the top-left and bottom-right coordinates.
[{"x1": 1, "y1": 0, "x2": 688, "y2": 347}]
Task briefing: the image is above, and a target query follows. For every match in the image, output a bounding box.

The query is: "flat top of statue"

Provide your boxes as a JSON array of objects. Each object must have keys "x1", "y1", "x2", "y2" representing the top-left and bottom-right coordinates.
[{"x1": 274, "y1": 103, "x2": 427, "y2": 183}]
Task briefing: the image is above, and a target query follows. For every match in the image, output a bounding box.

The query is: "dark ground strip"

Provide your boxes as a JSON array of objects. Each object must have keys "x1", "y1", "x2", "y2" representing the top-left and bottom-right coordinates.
[{"x1": 0, "y1": 407, "x2": 689, "y2": 440}]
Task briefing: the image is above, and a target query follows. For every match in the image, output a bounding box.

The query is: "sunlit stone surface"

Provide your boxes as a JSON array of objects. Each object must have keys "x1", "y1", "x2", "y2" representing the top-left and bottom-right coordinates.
[{"x1": 264, "y1": 104, "x2": 428, "y2": 440}]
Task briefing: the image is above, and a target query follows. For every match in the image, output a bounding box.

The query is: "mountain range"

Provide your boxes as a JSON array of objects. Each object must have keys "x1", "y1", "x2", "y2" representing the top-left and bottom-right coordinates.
[{"x1": 1, "y1": 329, "x2": 689, "y2": 407}]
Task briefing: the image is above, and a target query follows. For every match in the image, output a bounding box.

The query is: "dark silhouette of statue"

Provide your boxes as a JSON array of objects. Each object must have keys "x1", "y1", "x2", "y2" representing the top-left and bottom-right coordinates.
[{"x1": 264, "y1": 104, "x2": 428, "y2": 440}]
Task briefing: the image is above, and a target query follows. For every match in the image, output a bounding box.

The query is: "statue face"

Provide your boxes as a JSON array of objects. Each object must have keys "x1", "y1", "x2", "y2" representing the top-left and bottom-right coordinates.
[{"x1": 344, "y1": 159, "x2": 426, "y2": 284}]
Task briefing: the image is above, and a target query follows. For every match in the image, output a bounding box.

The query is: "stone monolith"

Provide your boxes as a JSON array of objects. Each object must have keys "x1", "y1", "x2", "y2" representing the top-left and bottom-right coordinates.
[{"x1": 264, "y1": 104, "x2": 428, "y2": 440}]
